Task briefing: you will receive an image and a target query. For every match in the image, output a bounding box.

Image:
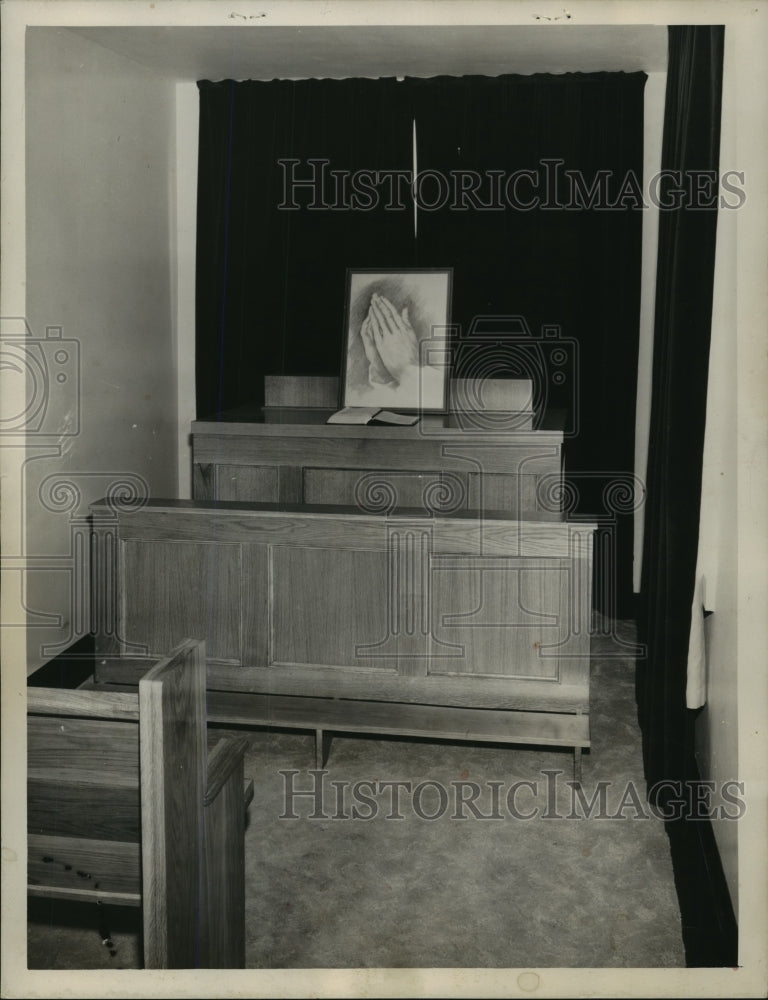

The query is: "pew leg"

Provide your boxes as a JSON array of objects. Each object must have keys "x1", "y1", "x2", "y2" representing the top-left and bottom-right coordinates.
[
  {"x1": 573, "y1": 745, "x2": 582, "y2": 787},
  {"x1": 315, "y1": 729, "x2": 332, "y2": 769},
  {"x1": 96, "y1": 900, "x2": 114, "y2": 950}
]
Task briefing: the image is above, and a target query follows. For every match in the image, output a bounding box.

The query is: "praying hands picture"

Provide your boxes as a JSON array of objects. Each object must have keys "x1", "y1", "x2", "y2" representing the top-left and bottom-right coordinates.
[
  {"x1": 359, "y1": 293, "x2": 422, "y2": 388},
  {"x1": 343, "y1": 270, "x2": 452, "y2": 410}
]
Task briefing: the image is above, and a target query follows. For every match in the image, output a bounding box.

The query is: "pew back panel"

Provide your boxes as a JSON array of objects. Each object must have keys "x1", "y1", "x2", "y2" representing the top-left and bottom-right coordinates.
[
  {"x1": 139, "y1": 638, "x2": 206, "y2": 969},
  {"x1": 93, "y1": 502, "x2": 594, "y2": 713}
]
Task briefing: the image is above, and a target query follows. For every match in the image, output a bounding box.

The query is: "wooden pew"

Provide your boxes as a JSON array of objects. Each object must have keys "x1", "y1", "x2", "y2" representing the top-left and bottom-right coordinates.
[
  {"x1": 27, "y1": 638, "x2": 251, "y2": 969},
  {"x1": 91, "y1": 501, "x2": 594, "y2": 783}
]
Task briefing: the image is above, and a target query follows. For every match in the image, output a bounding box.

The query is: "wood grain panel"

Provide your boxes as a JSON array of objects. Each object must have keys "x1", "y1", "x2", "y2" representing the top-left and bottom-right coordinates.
[
  {"x1": 277, "y1": 465, "x2": 303, "y2": 504},
  {"x1": 191, "y1": 416, "x2": 561, "y2": 529},
  {"x1": 117, "y1": 507, "x2": 393, "y2": 549},
  {"x1": 215, "y1": 464, "x2": 278, "y2": 502},
  {"x1": 192, "y1": 432, "x2": 560, "y2": 475},
  {"x1": 28, "y1": 780, "x2": 140, "y2": 840},
  {"x1": 242, "y1": 543, "x2": 269, "y2": 667},
  {"x1": 140, "y1": 639, "x2": 206, "y2": 969},
  {"x1": 303, "y1": 468, "x2": 468, "y2": 514},
  {"x1": 444, "y1": 442, "x2": 562, "y2": 478},
  {"x1": 122, "y1": 540, "x2": 241, "y2": 661},
  {"x1": 467, "y1": 473, "x2": 542, "y2": 516},
  {"x1": 27, "y1": 687, "x2": 139, "y2": 721},
  {"x1": 271, "y1": 546, "x2": 396, "y2": 670},
  {"x1": 428, "y1": 557, "x2": 566, "y2": 679},
  {"x1": 28, "y1": 716, "x2": 139, "y2": 784},
  {"x1": 28, "y1": 835, "x2": 141, "y2": 902}
]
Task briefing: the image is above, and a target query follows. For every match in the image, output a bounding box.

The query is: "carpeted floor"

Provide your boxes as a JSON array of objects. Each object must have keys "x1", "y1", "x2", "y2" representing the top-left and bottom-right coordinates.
[{"x1": 27, "y1": 619, "x2": 685, "y2": 970}]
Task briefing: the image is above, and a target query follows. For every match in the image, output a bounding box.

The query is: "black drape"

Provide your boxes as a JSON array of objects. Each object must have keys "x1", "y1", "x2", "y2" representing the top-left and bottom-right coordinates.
[
  {"x1": 196, "y1": 72, "x2": 646, "y2": 614},
  {"x1": 196, "y1": 78, "x2": 415, "y2": 417},
  {"x1": 637, "y1": 27, "x2": 724, "y2": 793}
]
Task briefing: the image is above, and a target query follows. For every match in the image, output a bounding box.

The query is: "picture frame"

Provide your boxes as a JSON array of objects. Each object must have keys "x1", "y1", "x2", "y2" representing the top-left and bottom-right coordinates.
[{"x1": 341, "y1": 268, "x2": 453, "y2": 411}]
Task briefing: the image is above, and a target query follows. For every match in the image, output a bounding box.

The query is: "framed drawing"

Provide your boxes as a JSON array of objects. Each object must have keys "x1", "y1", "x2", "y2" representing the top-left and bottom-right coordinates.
[{"x1": 342, "y1": 268, "x2": 453, "y2": 411}]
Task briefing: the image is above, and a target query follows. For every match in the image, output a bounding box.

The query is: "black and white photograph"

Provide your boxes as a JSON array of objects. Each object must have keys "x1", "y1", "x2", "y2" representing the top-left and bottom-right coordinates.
[
  {"x1": 342, "y1": 268, "x2": 452, "y2": 410},
  {"x1": 1, "y1": 2, "x2": 767, "y2": 999}
]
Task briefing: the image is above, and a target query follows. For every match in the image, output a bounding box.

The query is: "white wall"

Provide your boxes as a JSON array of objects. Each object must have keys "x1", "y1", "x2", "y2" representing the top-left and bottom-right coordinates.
[
  {"x1": 633, "y1": 71, "x2": 666, "y2": 591},
  {"x1": 693, "y1": 17, "x2": 768, "y2": 921},
  {"x1": 175, "y1": 82, "x2": 200, "y2": 498},
  {"x1": 23, "y1": 27, "x2": 179, "y2": 670}
]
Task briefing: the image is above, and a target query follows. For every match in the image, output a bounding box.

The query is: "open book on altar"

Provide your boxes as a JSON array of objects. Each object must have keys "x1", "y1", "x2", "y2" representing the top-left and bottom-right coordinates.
[{"x1": 326, "y1": 407, "x2": 420, "y2": 426}]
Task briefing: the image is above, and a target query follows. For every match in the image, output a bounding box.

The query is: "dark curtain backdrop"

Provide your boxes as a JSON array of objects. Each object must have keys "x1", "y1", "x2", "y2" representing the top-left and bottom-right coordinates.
[
  {"x1": 637, "y1": 26, "x2": 724, "y2": 793},
  {"x1": 196, "y1": 77, "x2": 415, "y2": 417},
  {"x1": 196, "y1": 72, "x2": 646, "y2": 614}
]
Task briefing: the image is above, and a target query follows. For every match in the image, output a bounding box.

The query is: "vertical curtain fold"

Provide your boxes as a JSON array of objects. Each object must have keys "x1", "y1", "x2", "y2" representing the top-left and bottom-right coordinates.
[{"x1": 637, "y1": 26, "x2": 725, "y2": 793}]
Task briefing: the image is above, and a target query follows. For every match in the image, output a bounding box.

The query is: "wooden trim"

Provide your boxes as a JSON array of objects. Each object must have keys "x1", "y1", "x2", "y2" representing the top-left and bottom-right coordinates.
[
  {"x1": 25, "y1": 885, "x2": 142, "y2": 906},
  {"x1": 94, "y1": 659, "x2": 589, "y2": 713},
  {"x1": 28, "y1": 834, "x2": 141, "y2": 905},
  {"x1": 100, "y1": 501, "x2": 596, "y2": 556},
  {"x1": 191, "y1": 418, "x2": 564, "y2": 445},
  {"x1": 27, "y1": 687, "x2": 139, "y2": 721},
  {"x1": 201, "y1": 690, "x2": 591, "y2": 750},
  {"x1": 208, "y1": 664, "x2": 587, "y2": 712}
]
